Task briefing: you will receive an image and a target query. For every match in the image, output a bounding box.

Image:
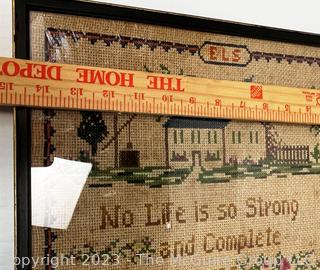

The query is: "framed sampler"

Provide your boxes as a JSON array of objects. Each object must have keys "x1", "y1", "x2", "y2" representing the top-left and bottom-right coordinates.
[{"x1": 13, "y1": 0, "x2": 320, "y2": 269}]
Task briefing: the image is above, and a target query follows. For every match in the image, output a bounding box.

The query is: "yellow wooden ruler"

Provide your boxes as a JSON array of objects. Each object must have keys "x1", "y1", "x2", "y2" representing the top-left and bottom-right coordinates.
[{"x1": 0, "y1": 57, "x2": 319, "y2": 124}]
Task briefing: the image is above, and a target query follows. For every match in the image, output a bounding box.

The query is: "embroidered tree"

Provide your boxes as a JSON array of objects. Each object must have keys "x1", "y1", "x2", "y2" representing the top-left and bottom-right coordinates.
[
  {"x1": 78, "y1": 111, "x2": 108, "y2": 156},
  {"x1": 310, "y1": 125, "x2": 320, "y2": 136},
  {"x1": 311, "y1": 143, "x2": 320, "y2": 164}
]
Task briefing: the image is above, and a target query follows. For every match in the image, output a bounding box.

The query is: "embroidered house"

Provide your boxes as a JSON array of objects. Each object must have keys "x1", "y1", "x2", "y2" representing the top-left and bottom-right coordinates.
[
  {"x1": 164, "y1": 117, "x2": 230, "y2": 169},
  {"x1": 224, "y1": 121, "x2": 267, "y2": 165},
  {"x1": 164, "y1": 119, "x2": 311, "y2": 169}
]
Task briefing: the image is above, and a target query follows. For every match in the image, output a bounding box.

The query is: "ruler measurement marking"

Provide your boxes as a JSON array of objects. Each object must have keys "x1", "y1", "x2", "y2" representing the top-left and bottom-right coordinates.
[
  {"x1": 0, "y1": 58, "x2": 319, "y2": 124},
  {"x1": 138, "y1": 98, "x2": 140, "y2": 113},
  {"x1": 92, "y1": 92, "x2": 95, "y2": 110},
  {"x1": 231, "y1": 104, "x2": 234, "y2": 119},
  {"x1": 24, "y1": 88, "x2": 26, "y2": 104},
  {"x1": 76, "y1": 91, "x2": 78, "y2": 108},
  {"x1": 42, "y1": 89, "x2": 44, "y2": 106}
]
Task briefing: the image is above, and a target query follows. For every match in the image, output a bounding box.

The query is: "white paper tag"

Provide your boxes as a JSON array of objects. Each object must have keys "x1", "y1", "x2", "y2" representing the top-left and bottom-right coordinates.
[{"x1": 31, "y1": 157, "x2": 92, "y2": 229}]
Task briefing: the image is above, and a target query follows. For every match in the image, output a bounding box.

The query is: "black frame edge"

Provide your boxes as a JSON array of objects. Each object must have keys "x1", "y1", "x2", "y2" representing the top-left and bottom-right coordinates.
[
  {"x1": 15, "y1": 108, "x2": 32, "y2": 270},
  {"x1": 15, "y1": 0, "x2": 29, "y2": 59},
  {"x1": 25, "y1": 0, "x2": 320, "y2": 47},
  {"x1": 15, "y1": 0, "x2": 32, "y2": 269}
]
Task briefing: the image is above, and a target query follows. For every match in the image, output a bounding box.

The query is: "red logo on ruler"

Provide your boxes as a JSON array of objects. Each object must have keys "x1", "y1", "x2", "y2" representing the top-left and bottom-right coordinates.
[{"x1": 250, "y1": 85, "x2": 263, "y2": 99}]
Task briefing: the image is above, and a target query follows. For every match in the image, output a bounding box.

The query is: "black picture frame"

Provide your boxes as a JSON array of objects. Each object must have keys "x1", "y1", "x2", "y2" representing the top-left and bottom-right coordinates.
[{"x1": 14, "y1": 0, "x2": 320, "y2": 269}]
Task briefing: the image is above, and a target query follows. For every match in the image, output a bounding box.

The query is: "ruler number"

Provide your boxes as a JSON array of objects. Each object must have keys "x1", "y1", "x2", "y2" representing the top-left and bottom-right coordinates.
[
  {"x1": 0, "y1": 82, "x2": 13, "y2": 91},
  {"x1": 103, "y1": 90, "x2": 115, "y2": 98},
  {"x1": 240, "y1": 101, "x2": 246, "y2": 108},
  {"x1": 162, "y1": 95, "x2": 173, "y2": 102},
  {"x1": 189, "y1": 97, "x2": 196, "y2": 104},
  {"x1": 263, "y1": 103, "x2": 269, "y2": 111},
  {"x1": 70, "y1": 87, "x2": 83, "y2": 96},
  {"x1": 215, "y1": 99, "x2": 221, "y2": 107},
  {"x1": 316, "y1": 95, "x2": 320, "y2": 106},
  {"x1": 134, "y1": 92, "x2": 145, "y2": 100},
  {"x1": 285, "y1": 104, "x2": 290, "y2": 112},
  {"x1": 36, "y1": 84, "x2": 49, "y2": 93},
  {"x1": 306, "y1": 106, "x2": 311, "y2": 113}
]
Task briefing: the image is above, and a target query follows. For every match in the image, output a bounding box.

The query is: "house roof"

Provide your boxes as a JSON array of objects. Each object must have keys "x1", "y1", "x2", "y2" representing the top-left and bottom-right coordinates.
[{"x1": 164, "y1": 117, "x2": 230, "y2": 129}]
